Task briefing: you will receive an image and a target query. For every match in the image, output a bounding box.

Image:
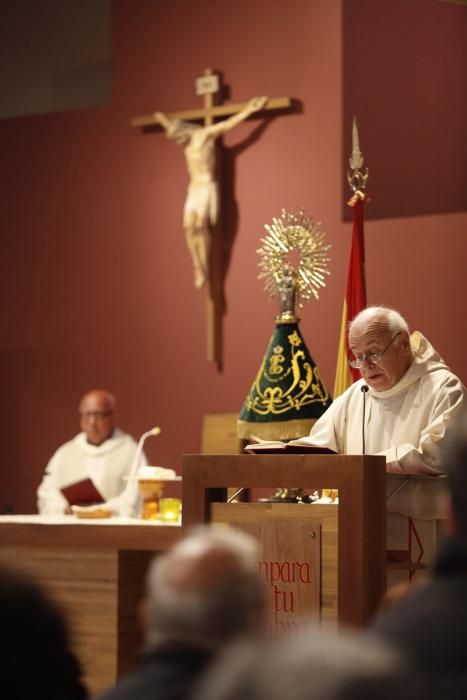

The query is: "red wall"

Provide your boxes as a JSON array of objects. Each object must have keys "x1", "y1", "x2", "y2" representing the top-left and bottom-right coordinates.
[{"x1": 0, "y1": 0, "x2": 465, "y2": 513}]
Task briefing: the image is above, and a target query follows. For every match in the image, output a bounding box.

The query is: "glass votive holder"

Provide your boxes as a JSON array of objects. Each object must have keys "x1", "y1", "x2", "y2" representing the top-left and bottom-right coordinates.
[{"x1": 159, "y1": 497, "x2": 182, "y2": 523}]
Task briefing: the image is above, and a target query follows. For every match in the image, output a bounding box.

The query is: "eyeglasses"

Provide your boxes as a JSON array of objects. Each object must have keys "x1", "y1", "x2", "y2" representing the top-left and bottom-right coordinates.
[
  {"x1": 79, "y1": 410, "x2": 113, "y2": 420},
  {"x1": 348, "y1": 332, "x2": 401, "y2": 369}
]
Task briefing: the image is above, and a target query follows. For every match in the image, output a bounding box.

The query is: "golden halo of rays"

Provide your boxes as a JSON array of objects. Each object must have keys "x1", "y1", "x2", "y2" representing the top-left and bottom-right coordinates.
[{"x1": 257, "y1": 209, "x2": 331, "y2": 308}]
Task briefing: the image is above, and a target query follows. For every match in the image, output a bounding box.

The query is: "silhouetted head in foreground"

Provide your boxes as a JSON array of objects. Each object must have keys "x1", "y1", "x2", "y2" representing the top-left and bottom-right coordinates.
[{"x1": 0, "y1": 565, "x2": 87, "y2": 700}]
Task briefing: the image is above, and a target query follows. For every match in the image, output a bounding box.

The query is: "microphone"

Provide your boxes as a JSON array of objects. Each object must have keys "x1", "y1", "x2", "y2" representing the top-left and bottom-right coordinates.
[
  {"x1": 361, "y1": 385, "x2": 369, "y2": 455},
  {"x1": 121, "y1": 426, "x2": 161, "y2": 515}
]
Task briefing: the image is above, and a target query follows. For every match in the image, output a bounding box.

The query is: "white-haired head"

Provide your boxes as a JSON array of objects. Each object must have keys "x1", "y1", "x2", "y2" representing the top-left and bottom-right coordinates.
[
  {"x1": 144, "y1": 525, "x2": 265, "y2": 648},
  {"x1": 347, "y1": 306, "x2": 413, "y2": 392},
  {"x1": 348, "y1": 306, "x2": 409, "y2": 337}
]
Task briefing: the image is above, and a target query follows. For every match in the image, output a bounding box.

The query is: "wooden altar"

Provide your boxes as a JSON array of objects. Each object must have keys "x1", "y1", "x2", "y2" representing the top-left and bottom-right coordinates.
[{"x1": 0, "y1": 516, "x2": 181, "y2": 696}]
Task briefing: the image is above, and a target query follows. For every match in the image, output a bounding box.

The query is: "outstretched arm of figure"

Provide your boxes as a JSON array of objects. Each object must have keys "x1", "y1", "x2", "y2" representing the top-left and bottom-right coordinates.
[
  {"x1": 153, "y1": 111, "x2": 172, "y2": 131},
  {"x1": 205, "y1": 96, "x2": 268, "y2": 138}
]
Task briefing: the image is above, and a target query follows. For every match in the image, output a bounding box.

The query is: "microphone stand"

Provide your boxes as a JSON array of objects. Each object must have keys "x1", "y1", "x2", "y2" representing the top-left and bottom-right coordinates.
[
  {"x1": 227, "y1": 487, "x2": 247, "y2": 503},
  {"x1": 361, "y1": 385, "x2": 369, "y2": 455},
  {"x1": 120, "y1": 426, "x2": 161, "y2": 516}
]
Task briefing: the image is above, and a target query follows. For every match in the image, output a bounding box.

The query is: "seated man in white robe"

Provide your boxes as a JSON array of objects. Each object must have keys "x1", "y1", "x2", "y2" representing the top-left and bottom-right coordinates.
[
  {"x1": 37, "y1": 389, "x2": 146, "y2": 516},
  {"x1": 301, "y1": 306, "x2": 465, "y2": 574}
]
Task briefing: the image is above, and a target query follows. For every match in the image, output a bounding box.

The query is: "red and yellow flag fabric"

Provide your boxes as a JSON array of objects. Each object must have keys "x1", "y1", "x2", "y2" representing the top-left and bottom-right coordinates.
[{"x1": 333, "y1": 192, "x2": 367, "y2": 397}]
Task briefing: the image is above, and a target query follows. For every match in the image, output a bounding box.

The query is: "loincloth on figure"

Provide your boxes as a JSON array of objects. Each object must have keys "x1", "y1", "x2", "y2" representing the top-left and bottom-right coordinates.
[{"x1": 183, "y1": 181, "x2": 219, "y2": 228}]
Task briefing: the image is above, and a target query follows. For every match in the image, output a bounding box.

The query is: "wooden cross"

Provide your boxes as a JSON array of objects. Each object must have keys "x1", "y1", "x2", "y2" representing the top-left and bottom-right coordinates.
[{"x1": 132, "y1": 68, "x2": 292, "y2": 368}]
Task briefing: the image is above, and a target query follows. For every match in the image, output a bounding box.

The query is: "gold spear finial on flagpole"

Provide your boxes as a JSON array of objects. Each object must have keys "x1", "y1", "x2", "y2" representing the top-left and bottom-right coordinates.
[{"x1": 347, "y1": 116, "x2": 369, "y2": 205}]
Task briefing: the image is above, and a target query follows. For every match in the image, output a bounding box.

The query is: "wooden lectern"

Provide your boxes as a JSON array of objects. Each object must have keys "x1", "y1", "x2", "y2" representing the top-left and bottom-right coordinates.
[{"x1": 182, "y1": 454, "x2": 386, "y2": 628}]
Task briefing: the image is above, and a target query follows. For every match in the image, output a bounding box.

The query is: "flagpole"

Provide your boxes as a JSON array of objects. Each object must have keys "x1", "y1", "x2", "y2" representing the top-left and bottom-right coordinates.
[{"x1": 333, "y1": 116, "x2": 369, "y2": 398}]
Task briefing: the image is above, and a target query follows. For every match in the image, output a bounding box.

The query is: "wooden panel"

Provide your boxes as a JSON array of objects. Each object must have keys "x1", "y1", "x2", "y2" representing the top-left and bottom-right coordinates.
[
  {"x1": 0, "y1": 522, "x2": 181, "y2": 550},
  {"x1": 0, "y1": 545, "x2": 118, "y2": 695},
  {"x1": 201, "y1": 413, "x2": 242, "y2": 454},
  {"x1": 117, "y1": 550, "x2": 157, "y2": 677},
  {"x1": 212, "y1": 503, "x2": 338, "y2": 631},
  {"x1": 0, "y1": 522, "x2": 183, "y2": 697}
]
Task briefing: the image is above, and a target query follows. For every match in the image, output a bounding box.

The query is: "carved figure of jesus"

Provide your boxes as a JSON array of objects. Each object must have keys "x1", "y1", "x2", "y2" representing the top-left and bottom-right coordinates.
[{"x1": 154, "y1": 96, "x2": 267, "y2": 289}]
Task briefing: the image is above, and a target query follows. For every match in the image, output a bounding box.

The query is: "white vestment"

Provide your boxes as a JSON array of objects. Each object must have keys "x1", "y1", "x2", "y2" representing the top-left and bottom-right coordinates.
[
  {"x1": 37, "y1": 428, "x2": 147, "y2": 516},
  {"x1": 303, "y1": 332, "x2": 465, "y2": 522}
]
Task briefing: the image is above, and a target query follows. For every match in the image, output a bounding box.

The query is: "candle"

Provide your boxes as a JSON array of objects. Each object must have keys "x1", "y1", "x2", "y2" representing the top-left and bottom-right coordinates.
[{"x1": 159, "y1": 497, "x2": 182, "y2": 522}]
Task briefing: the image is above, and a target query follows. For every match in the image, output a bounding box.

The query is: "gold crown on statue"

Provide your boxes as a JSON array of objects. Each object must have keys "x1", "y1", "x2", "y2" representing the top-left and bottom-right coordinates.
[{"x1": 257, "y1": 209, "x2": 331, "y2": 316}]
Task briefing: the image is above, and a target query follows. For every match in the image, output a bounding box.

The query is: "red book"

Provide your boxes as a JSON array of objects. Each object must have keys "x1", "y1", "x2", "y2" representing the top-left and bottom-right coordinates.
[{"x1": 61, "y1": 478, "x2": 105, "y2": 506}]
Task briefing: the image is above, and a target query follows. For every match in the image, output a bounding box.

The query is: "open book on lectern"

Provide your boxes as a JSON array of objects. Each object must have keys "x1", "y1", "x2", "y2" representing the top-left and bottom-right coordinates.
[{"x1": 244, "y1": 436, "x2": 337, "y2": 455}]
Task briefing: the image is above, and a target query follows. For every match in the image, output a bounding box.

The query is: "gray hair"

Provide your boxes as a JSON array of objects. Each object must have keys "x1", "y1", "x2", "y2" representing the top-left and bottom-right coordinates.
[
  {"x1": 145, "y1": 525, "x2": 265, "y2": 647},
  {"x1": 194, "y1": 628, "x2": 407, "y2": 700},
  {"x1": 348, "y1": 306, "x2": 409, "y2": 336}
]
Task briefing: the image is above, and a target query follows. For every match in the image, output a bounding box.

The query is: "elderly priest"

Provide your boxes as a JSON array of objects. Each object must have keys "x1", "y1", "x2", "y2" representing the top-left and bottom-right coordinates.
[{"x1": 300, "y1": 306, "x2": 465, "y2": 567}]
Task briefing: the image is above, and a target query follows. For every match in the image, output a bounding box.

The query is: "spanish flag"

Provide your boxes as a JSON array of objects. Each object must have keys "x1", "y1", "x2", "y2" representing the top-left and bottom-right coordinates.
[{"x1": 333, "y1": 192, "x2": 367, "y2": 397}]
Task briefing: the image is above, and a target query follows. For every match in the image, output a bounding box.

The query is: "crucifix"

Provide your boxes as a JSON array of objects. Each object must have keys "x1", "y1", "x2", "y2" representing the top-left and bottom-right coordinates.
[{"x1": 132, "y1": 68, "x2": 291, "y2": 367}]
